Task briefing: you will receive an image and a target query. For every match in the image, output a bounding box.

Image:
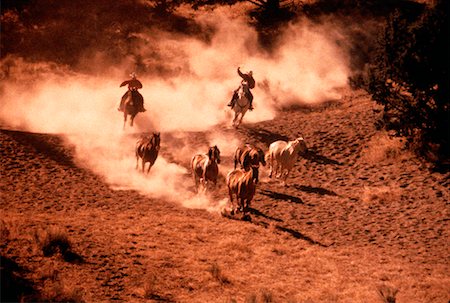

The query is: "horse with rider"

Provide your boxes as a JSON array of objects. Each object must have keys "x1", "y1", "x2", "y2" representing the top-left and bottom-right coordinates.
[
  {"x1": 228, "y1": 67, "x2": 255, "y2": 111},
  {"x1": 118, "y1": 72, "x2": 146, "y2": 113}
]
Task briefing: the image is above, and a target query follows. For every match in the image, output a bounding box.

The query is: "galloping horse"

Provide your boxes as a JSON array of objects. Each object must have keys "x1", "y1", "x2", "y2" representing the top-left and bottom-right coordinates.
[
  {"x1": 123, "y1": 90, "x2": 143, "y2": 129},
  {"x1": 191, "y1": 145, "x2": 221, "y2": 193},
  {"x1": 135, "y1": 132, "x2": 160, "y2": 174},
  {"x1": 231, "y1": 82, "x2": 250, "y2": 128},
  {"x1": 266, "y1": 136, "x2": 308, "y2": 186},
  {"x1": 234, "y1": 144, "x2": 266, "y2": 183},
  {"x1": 226, "y1": 159, "x2": 259, "y2": 216}
]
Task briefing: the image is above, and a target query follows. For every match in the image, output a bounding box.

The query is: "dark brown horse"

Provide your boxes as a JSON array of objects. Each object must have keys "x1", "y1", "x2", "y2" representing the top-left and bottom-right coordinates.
[
  {"x1": 191, "y1": 145, "x2": 221, "y2": 193},
  {"x1": 135, "y1": 132, "x2": 160, "y2": 174},
  {"x1": 123, "y1": 90, "x2": 143, "y2": 129},
  {"x1": 234, "y1": 144, "x2": 266, "y2": 183}
]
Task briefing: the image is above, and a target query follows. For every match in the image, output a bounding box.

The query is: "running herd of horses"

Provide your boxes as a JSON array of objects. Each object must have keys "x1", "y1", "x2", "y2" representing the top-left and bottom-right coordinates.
[
  {"x1": 135, "y1": 132, "x2": 308, "y2": 217},
  {"x1": 126, "y1": 83, "x2": 307, "y2": 217}
]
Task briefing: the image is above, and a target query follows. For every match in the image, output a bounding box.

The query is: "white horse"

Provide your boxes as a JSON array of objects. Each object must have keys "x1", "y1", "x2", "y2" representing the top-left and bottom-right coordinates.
[
  {"x1": 231, "y1": 83, "x2": 250, "y2": 128},
  {"x1": 265, "y1": 136, "x2": 308, "y2": 186}
]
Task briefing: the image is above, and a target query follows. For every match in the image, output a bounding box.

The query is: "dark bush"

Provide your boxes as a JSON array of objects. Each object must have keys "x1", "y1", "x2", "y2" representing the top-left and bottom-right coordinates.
[{"x1": 365, "y1": 0, "x2": 449, "y2": 165}]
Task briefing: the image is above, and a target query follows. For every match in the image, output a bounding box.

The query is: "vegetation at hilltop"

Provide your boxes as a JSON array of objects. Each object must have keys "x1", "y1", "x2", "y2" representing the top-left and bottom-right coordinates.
[{"x1": 363, "y1": 0, "x2": 449, "y2": 166}]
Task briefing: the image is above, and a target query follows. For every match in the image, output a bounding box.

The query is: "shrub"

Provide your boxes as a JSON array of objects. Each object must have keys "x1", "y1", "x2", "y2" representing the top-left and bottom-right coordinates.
[
  {"x1": 208, "y1": 262, "x2": 230, "y2": 285},
  {"x1": 39, "y1": 227, "x2": 72, "y2": 257},
  {"x1": 377, "y1": 284, "x2": 398, "y2": 303},
  {"x1": 366, "y1": 0, "x2": 449, "y2": 165}
]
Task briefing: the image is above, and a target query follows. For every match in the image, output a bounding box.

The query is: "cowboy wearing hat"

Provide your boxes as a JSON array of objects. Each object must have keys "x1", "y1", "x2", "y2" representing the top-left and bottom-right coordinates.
[
  {"x1": 118, "y1": 72, "x2": 146, "y2": 112},
  {"x1": 228, "y1": 67, "x2": 255, "y2": 110}
]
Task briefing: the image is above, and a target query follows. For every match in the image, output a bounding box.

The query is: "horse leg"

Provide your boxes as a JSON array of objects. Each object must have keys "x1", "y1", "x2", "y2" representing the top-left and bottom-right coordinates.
[
  {"x1": 275, "y1": 163, "x2": 283, "y2": 178},
  {"x1": 147, "y1": 162, "x2": 152, "y2": 174},
  {"x1": 238, "y1": 198, "x2": 245, "y2": 213},
  {"x1": 228, "y1": 188, "x2": 235, "y2": 214},
  {"x1": 233, "y1": 111, "x2": 240, "y2": 127},
  {"x1": 238, "y1": 111, "x2": 245, "y2": 127},
  {"x1": 123, "y1": 113, "x2": 127, "y2": 130},
  {"x1": 282, "y1": 169, "x2": 290, "y2": 187},
  {"x1": 142, "y1": 160, "x2": 146, "y2": 173},
  {"x1": 268, "y1": 153, "x2": 273, "y2": 178},
  {"x1": 193, "y1": 172, "x2": 200, "y2": 193}
]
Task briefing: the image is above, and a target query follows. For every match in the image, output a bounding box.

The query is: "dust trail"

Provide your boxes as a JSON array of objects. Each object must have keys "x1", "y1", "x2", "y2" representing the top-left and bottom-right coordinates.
[{"x1": 0, "y1": 4, "x2": 350, "y2": 211}]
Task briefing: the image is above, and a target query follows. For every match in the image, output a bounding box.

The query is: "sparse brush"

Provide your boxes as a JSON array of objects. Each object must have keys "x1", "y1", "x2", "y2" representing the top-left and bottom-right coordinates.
[
  {"x1": 39, "y1": 227, "x2": 72, "y2": 257},
  {"x1": 0, "y1": 219, "x2": 10, "y2": 245},
  {"x1": 36, "y1": 227, "x2": 83, "y2": 263},
  {"x1": 364, "y1": 132, "x2": 406, "y2": 163},
  {"x1": 143, "y1": 272, "x2": 158, "y2": 299},
  {"x1": 259, "y1": 288, "x2": 274, "y2": 303},
  {"x1": 39, "y1": 262, "x2": 60, "y2": 281},
  {"x1": 208, "y1": 262, "x2": 230, "y2": 285},
  {"x1": 377, "y1": 284, "x2": 398, "y2": 303},
  {"x1": 244, "y1": 290, "x2": 275, "y2": 303},
  {"x1": 46, "y1": 280, "x2": 85, "y2": 303},
  {"x1": 362, "y1": 186, "x2": 401, "y2": 204},
  {"x1": 245, "y1": 293, "x2": 258, "y2": 303}
]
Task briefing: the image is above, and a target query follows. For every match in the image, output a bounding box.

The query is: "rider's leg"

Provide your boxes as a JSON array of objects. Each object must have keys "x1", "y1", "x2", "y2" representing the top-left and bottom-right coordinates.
[
  {"x1": 135, "y1": 90, "x2": 146, "y2": 112},
  {"x1": 248, "y1": 91, "x2": 254, "y2": 110}
]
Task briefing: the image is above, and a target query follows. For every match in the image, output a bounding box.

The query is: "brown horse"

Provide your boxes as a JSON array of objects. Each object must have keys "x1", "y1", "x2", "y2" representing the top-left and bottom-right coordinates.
[
  {"x1": 123, "y1": 90, "x2": 144, "y2": 129},
  {"x1": 226, "y1": 157, "x2": 258, "y2": 215},
  {"x1": 233, "y1": 144, "x2": 266, "y2": 183},
  {"x1": 191, "y1": 145, "x2": 221, "y2": 193},
  {"x1": 135, "y1": 132, "x2": 160, "y2": 174}
]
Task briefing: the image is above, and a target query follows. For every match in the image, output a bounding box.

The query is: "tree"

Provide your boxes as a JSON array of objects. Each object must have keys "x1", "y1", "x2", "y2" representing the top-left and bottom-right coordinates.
[{"x1": 367, "y1": 0, "x2": 449, "y2": 165}]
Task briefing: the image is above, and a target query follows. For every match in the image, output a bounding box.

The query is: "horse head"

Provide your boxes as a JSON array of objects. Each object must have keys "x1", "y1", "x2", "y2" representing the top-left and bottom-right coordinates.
[
  {"x1": 239, "y1": 82, "x2": 249, "y2": 97},
  {"x1": 151, "y1": 132, "x2": 161, "y2": 151},
  {"x1": 293, "y1": 136, "x2": 307, "y2": 156},
  {"x1": 208, "y1": 145, "x2": 221, "y2": 164}
]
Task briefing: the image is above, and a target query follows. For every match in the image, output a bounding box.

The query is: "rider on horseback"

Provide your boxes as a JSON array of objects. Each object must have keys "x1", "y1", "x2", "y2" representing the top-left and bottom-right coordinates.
[
  {"x1": 228, "y1": 67, "x2": 255, "y2": 111},
  {"x1": 118, "y1": 73, "x2": 146, "y2": 112}
]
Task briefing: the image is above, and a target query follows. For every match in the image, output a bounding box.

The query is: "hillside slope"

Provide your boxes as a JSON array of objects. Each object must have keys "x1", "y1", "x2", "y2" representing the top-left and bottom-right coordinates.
[{"x1": 1, "y1": 89, "x2": 449, "y2": 302}]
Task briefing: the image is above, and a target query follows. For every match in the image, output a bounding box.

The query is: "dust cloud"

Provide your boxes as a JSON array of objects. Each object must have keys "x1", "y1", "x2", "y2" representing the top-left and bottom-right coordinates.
[{"x1": 0, "y1": 4, "x2": 349, "y2": 211}]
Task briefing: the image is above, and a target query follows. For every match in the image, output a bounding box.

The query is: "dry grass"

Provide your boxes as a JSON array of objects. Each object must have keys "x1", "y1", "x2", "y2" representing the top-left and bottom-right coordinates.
[
  {"x1": 0, "y1": 219, "x2": 10, "y2": 246},
  {"x1": 35, "y1": 226, "x2": 72, "y2": 257},
  {"x1": 44, "y1": 279, "x2": 85, "y2": 303},
  {"x1": 34, "y1": 226, "x2": 83, "y2": 263},
  {"x1": 142, "y1": 271, "x2": 159, "y2": 299},
  {"x1": 245, "y1": 289, "x2": 274, "y2": 303},
  {"x1": 361, "y1": 185, "x2": 402, "y2": 205},
  {"x1": 363, "y1": 132, "x2": 408, "y2": 163},
  {"x1": 377, "y1": 284, "x2": 399, "y2": 303},
  {"x1": 208, "y1": 262, "x2": 230, "y2": 285}
]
